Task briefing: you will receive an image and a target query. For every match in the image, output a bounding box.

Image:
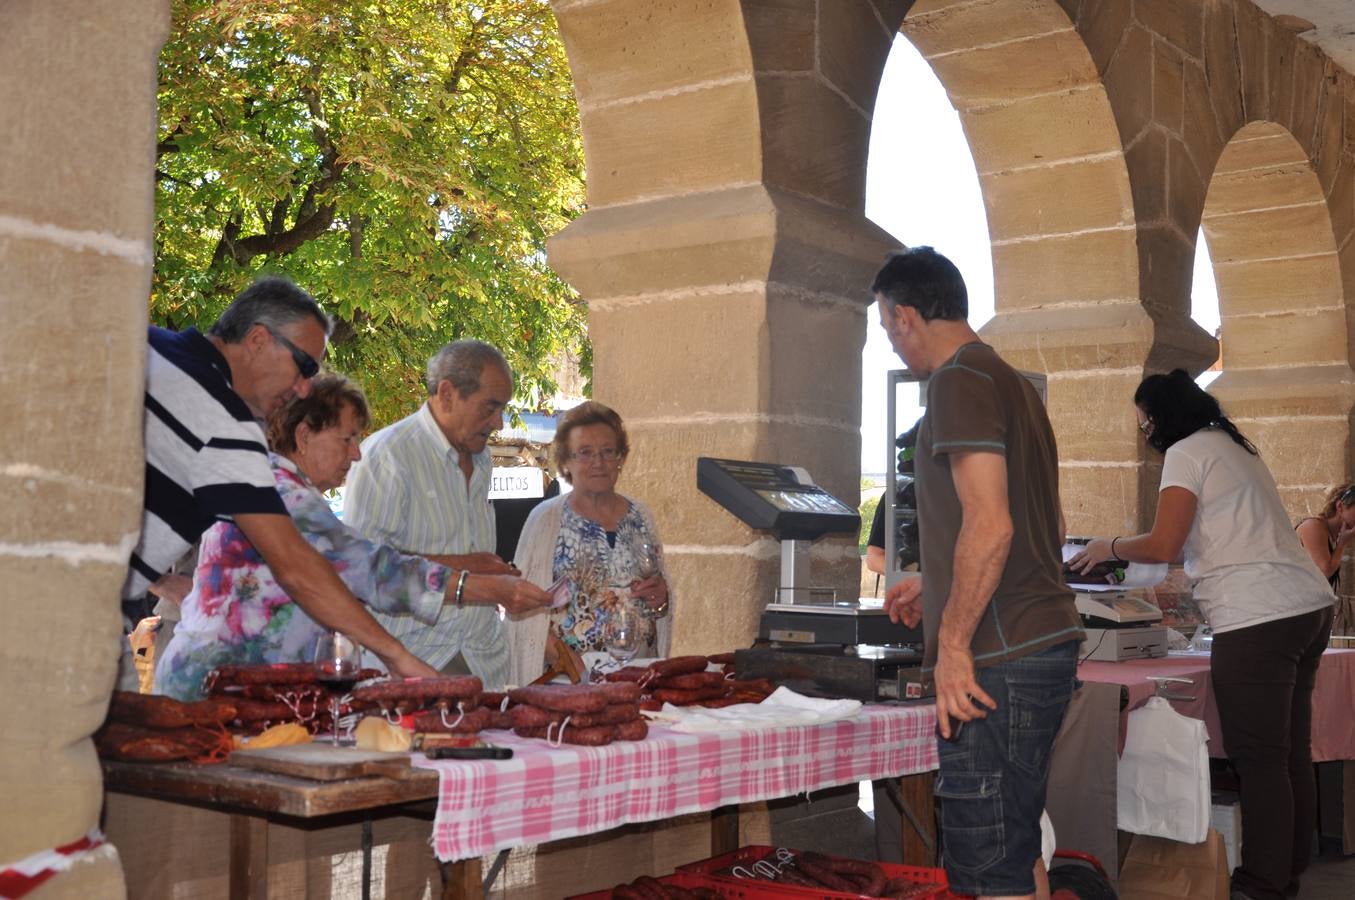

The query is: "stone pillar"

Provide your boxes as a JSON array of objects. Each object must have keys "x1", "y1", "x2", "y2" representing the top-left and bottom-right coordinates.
[
  {"x1": 549, "y1": 0, "x2": 903, "y2": 652},
  {"x1": 0, "y1": 2, "x2": 166, "y2": 895}
]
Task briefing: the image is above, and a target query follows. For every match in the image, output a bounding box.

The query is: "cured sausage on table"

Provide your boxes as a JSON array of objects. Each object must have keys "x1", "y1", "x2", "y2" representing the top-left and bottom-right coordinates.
[
  {"x1": 507, "y1": 684, "x2": 610, "y2": 714},
  {"x1": 107, "y1": 691, "x2": 236, "y2": 729}
]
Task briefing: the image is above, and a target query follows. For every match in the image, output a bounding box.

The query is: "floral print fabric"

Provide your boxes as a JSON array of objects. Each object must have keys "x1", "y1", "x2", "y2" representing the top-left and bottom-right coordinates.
[
  {"x1": 155, "y1": 454, "x2": 448, "y2": 700},
  {"x1": 550, "y1": 500, "x2": 660, "y2": 654}
]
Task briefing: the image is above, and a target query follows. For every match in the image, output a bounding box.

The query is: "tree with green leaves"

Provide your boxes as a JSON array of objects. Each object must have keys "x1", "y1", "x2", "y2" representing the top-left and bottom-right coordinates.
[{"x1": 155, "y1": 0, "x2": 588, "y2": 424}]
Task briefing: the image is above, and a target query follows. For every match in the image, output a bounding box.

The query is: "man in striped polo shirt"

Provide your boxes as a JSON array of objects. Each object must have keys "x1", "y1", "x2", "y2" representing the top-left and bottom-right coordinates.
[{"x1": 124, "y1": 276, "x2": 438, "y2": 681}]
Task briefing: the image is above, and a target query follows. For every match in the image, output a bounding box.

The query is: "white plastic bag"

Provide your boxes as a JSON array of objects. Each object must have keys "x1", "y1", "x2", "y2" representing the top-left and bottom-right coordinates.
[{"x1": 1117, "y1": 696, "x2": 1210, "y2": 842}]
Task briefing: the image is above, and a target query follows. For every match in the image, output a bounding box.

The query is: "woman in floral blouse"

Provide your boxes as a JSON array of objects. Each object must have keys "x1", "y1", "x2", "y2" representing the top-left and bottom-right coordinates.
[
  {"x1": 507, "y1": 401, "x2": 672, "y2": 687},
  {"x1": 156, "y1": 374, "x2": 548, "y2": 699}
]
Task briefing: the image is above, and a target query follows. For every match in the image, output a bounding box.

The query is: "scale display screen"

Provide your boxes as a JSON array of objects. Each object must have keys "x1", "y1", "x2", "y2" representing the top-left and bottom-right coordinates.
[{"x1": 697, "y1": 457, "x2": 860, "y2": 541}]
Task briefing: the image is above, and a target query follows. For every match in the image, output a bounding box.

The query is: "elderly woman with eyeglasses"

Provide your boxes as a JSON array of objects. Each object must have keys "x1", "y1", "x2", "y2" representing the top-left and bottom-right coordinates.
[
  {"x1": 506, "y1": 401, "x2": 672, "y2": 686},
  {"x1": 1069, "y1": 369, "x2": 1335, "y2": 900},
  {"x1": 1296, "y1": 483, "x2": 1355, "y2": 592}
]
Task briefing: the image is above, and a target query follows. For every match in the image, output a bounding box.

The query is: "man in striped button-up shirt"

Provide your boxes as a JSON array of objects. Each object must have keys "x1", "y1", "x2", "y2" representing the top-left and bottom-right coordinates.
[{"x1": 344, "y1": 340, "x2": 528, "y2": 689}]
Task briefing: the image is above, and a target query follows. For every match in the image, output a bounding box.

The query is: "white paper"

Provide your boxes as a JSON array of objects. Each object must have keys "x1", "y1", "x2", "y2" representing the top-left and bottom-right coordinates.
[{"x1": 643, "y1": 686, "x2": 862, "y2": 733}]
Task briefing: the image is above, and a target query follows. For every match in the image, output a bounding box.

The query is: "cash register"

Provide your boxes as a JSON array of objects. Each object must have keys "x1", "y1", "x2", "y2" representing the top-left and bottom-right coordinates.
[
  {"x1": 697, "y1": 457, "x2": 928, "y2": 701},
  {"x1": 1066, "y1": 542, "x2": 1169, "y2": 661}
]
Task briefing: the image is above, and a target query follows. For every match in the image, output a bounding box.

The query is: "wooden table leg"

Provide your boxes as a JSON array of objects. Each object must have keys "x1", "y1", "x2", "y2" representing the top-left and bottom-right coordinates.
[
  {"x1": 440, "y1": 858, "x2": 483, "y2": 900},
  {"x1": 711, "y1": 804, "x2": 740, "y2": 856},
  {"x1": 229, "y1": 814, "x2": 269, "y2": 900},
  {"x1": 895, "y1": 771, "x2": 936, "y2": 866}
]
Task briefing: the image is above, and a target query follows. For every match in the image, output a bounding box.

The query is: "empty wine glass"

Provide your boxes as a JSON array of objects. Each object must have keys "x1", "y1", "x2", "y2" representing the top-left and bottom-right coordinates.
[
  {"x1": 632, "y1": 535, "x2": 660, "y2": 581},
  {"x1": 312, "y1": 631, "x2": 362, "y2": 746},
  {"x1": 606, "y1": 604, "x2": 642, "y2": 668}
]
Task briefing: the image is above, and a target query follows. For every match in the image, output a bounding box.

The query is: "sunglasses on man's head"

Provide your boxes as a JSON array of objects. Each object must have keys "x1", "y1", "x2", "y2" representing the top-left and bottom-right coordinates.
[{"x1": 262, "y1": 325, "x2": 320, "y2": 379}]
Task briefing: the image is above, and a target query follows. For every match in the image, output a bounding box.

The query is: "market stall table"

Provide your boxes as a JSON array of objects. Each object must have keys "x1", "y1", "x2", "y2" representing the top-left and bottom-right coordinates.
[{"x1": 103, "y1": 700, "x2": 939, "y2": 898}]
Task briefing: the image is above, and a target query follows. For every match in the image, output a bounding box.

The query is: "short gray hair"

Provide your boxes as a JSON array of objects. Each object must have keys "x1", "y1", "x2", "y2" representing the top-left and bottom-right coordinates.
[
  {"x1": 209, "y1": 275, "x2": 332, "y2": 343},
  {"x1": 426, "y1": 340, "x2": 510, "y2": 397}
]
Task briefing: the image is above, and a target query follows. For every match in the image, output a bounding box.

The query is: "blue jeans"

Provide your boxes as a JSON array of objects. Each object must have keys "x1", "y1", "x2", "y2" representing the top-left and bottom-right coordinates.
[{"x1": 935, "y1": 641, "x2": 1079, "y2": 897}]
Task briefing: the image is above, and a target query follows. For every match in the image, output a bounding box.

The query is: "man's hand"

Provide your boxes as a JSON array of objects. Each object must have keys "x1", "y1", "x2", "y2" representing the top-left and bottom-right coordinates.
[
  {"x1": 382, "y1": 648, "x2": 440, "y2": 679},
  {"x1": 475, "y1": 574, "x2": 552, "y2": 616},
  {"x1": 883, "y1": 575, "x2": 923, "y2": 628},
  {"x1": 932, "y1": 643, "x2": 996, "y2": 739}
]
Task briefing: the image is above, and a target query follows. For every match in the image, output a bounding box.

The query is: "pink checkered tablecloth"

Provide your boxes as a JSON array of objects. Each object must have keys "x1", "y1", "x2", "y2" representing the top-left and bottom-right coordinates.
[{"x1": 412, "y1": 702, "x2": 938, "y2": 863}]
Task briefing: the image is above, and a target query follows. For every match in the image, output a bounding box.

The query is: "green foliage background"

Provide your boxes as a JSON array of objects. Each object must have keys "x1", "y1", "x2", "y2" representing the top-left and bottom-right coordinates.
[{"x1": 154, "y1": 0, "x2": 589, "y2": 425}]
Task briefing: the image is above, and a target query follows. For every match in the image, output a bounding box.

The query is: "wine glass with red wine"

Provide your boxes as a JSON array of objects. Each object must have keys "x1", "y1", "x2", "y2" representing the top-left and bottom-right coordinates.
[{"x1": 312, "y1": 631, "x2": 362, "y2": 746}]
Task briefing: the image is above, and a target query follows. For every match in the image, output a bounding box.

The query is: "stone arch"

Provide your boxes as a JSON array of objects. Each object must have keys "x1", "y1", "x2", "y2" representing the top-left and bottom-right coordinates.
[
  {"x1": 547, "y1": 1, "x2": 910, "y2": 651},
  {"x1": 899, "y1": 0, "x2": 1164, "y2": 535},
  {"x1": 1203, "y1": 121, "x2": 1355, "y2": 513}
]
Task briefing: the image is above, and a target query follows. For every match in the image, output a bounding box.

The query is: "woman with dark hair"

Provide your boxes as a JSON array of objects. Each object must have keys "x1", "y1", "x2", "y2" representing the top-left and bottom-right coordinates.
[
  {"x1": 1070, "y1": 369, "x2": 1334, "y2": 900},
  {"x1": 156, "y1": 374, "x2": 546, "y2": 699}
]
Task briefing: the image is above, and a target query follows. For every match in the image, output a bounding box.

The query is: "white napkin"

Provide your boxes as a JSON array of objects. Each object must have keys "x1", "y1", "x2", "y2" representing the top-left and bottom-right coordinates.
[{"x1": 645, "y1": 686, "x2": 862, "y2": 733}]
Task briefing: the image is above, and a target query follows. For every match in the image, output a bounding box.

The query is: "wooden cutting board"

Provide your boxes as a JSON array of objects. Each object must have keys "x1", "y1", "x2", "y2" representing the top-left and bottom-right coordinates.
[{"x1": 230, "y1": 743, "x2": 414, "y2": 781}]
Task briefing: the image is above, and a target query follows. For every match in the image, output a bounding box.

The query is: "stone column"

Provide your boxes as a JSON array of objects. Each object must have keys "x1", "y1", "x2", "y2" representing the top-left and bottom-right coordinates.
[
  {"x1": 0, "y1": 2, "x2": 166, "y2": 895},
  {"x1": 549, "y1": 0, "x2": 904, "y2": 652}
]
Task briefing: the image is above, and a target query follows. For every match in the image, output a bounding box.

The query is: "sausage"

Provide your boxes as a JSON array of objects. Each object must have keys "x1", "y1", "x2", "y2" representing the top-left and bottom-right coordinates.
[
  {"x1": 411, "y1": 706, "x2": 491, "y2": 734},
  {"x1": 794, "y1": 854, "x2": 856, "y2": 892},
  {"x1": 509, "y1": 702, "x2": 640, "y2": 729},
  {"x1": 94, "y1": 722, "x2": 223, "y2": 762},
  {"x1": 107, "y1": 691, "x2": 237, "y2": 729},
  {"x1": 613, "y1": 718, "x2": 648, "y2": 741},
  {"x1": 824, "y1": 855, "x2": 886, "y2": 895},
  {"x1": 652, "y1": 686, "x2": 730, "y2": 705},
  {"x1": 513, "y1": 723, "x2": 616, "y2": 746},
  {"x1": 230, "y1": 698, "x2": 302, "y2": 723},
  {"x1": 649, "y1": 656, "x2": 709, "y2": 677},
  {"x1": 507, "y1": 684, "x2": 609, "y2": 714},
  {"x1": 595, "y1": 681, "x2": 642, "y2": 703},
  {"x1": 775, "y1": 867, "x2": 818, "y2": 887},
  {"x1": 352, "y1": 675, "x2": 482, "y2": 703},
  {"x1": 602, "y1": 666, "x2": 652, "y2": 683},
  {"x1": 706, "y1": 652, "x2": 736, "y2": 666},
  {"x1": 883, "y1": 876, "x2": 941, "y2": 898},
  {"x1": 727, "y1": 678, "x2": 774, "y2": 696},
  {"x1": 650, "y1": 671, "x2": 726, "y2": 690},
  {"x1": 204, "y1": 663, "x2": 320, "y2": 694}
]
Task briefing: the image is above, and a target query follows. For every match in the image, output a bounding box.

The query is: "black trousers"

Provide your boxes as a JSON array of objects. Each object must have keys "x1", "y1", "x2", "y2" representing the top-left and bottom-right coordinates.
[{"x1": 1211, "y1": 605, "x2": 1332, "y2": 900}]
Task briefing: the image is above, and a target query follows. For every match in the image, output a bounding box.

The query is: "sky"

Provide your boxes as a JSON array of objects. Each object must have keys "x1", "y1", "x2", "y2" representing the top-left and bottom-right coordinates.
[{"x1": 861, "y1": 36, "x2": 1221, "y2": 475}]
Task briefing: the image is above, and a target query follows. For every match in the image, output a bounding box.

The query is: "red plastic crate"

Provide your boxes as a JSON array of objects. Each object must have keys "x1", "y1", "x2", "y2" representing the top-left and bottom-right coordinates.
[{"x1": 677, "y1": 845, "x2": 951, "y2": 899}]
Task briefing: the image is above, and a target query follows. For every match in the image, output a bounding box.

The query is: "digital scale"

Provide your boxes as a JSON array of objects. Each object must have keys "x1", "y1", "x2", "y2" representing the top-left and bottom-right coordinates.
[{"x1": 697, "y1": 457, "x2": 927, "y2": 701}]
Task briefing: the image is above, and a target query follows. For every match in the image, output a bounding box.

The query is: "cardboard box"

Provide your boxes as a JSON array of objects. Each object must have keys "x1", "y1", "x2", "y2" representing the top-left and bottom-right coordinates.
[{"x1": 1118, "y1": 828, "x2": 1229, "y2": 900}]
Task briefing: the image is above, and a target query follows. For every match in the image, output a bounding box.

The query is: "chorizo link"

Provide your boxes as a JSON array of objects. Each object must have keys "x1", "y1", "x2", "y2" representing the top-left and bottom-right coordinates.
[
  {"x1": 650, "y1": 671, "x2": 726, "y2": 690},
  {"x1": 595, "y1": 681, "x2": 642, "y2": 703},
  {"x1": 793, "y1": 855, "x2": 856, "y2": 892},
  {"x1": 612, "y1": 718, "x2": 649, "y2": 741},
  {"x1": 648, "y1": 656, "x2": 709, "y2": 677},
  {"x1": 706, "y1": 652, "x2": 737, "y2": 666},
  {"x1": 108, "y1": 691, "x2": 237, "y2": 729},
  {"x1": 652, "y1": 686, "x2": 730, "y2": 705},
  {"x1": 507, "y1": 684, "x2": 609, "y2": 714},
  {"x1": 509, "y1": 702, "x2": 640, "y2": 729},
  {"x1": 352, "y1": 675, "x2": 482, "y2": 703},
  {"x1": 410, "y1": 706, "x2": 491, "y2": 734}
]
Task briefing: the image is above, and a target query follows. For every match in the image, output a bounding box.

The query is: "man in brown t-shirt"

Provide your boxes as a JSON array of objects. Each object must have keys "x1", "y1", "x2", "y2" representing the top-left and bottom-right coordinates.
[{"x1": 873, "y1": 247, "x2": 1082, "y2": 900}]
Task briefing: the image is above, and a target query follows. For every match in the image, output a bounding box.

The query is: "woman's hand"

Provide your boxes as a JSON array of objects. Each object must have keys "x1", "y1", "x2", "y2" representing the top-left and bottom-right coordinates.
[
  {"x1": 1067, "y1": 538, "x2": 1114, "y2": 574},
  {"x1": 629, "y1": 574, "x2": 669, "y2": 615},
  {"x1": 1338, "y1": 520, "x2": 1355, "y2": 547}
]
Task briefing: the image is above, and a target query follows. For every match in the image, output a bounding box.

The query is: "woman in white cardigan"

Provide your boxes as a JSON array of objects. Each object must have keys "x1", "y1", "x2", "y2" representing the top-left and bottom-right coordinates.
[{"x1": 506, "y1": 401, "x2": 673, "y2": 687}]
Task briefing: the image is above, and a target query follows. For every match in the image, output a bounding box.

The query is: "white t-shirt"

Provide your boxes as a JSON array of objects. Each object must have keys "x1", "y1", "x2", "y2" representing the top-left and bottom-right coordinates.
[{"x1": 1160, "y1": 428, "x2": 1334, "y2": 633}]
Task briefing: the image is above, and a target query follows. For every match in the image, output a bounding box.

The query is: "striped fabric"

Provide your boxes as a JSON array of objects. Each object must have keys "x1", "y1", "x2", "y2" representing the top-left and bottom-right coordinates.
[
  {"x1": 344, "y1": 403, "x2": 505, "y2": 685},
  {"x1": 122, "y1": 328, "x2": 285, "y2": 599},
  {"x1": 414, "y1": 703, "x2": 940, "y2": 863}
]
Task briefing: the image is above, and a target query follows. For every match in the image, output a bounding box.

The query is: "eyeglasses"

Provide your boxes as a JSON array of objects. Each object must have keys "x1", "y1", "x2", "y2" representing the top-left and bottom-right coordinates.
[
  {"x1": 1138, "y1": 419, "x2": 1153, "y2": 436},
  {"x1": 262, "y1": 325, "x2": 320, "y2": 379},
  {"x1": 1340, "y1": 486, "x2": 1355, "y2": 506},
  {"x1": 572, "y1": 448, "x2": 620, "y2": 464}
]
